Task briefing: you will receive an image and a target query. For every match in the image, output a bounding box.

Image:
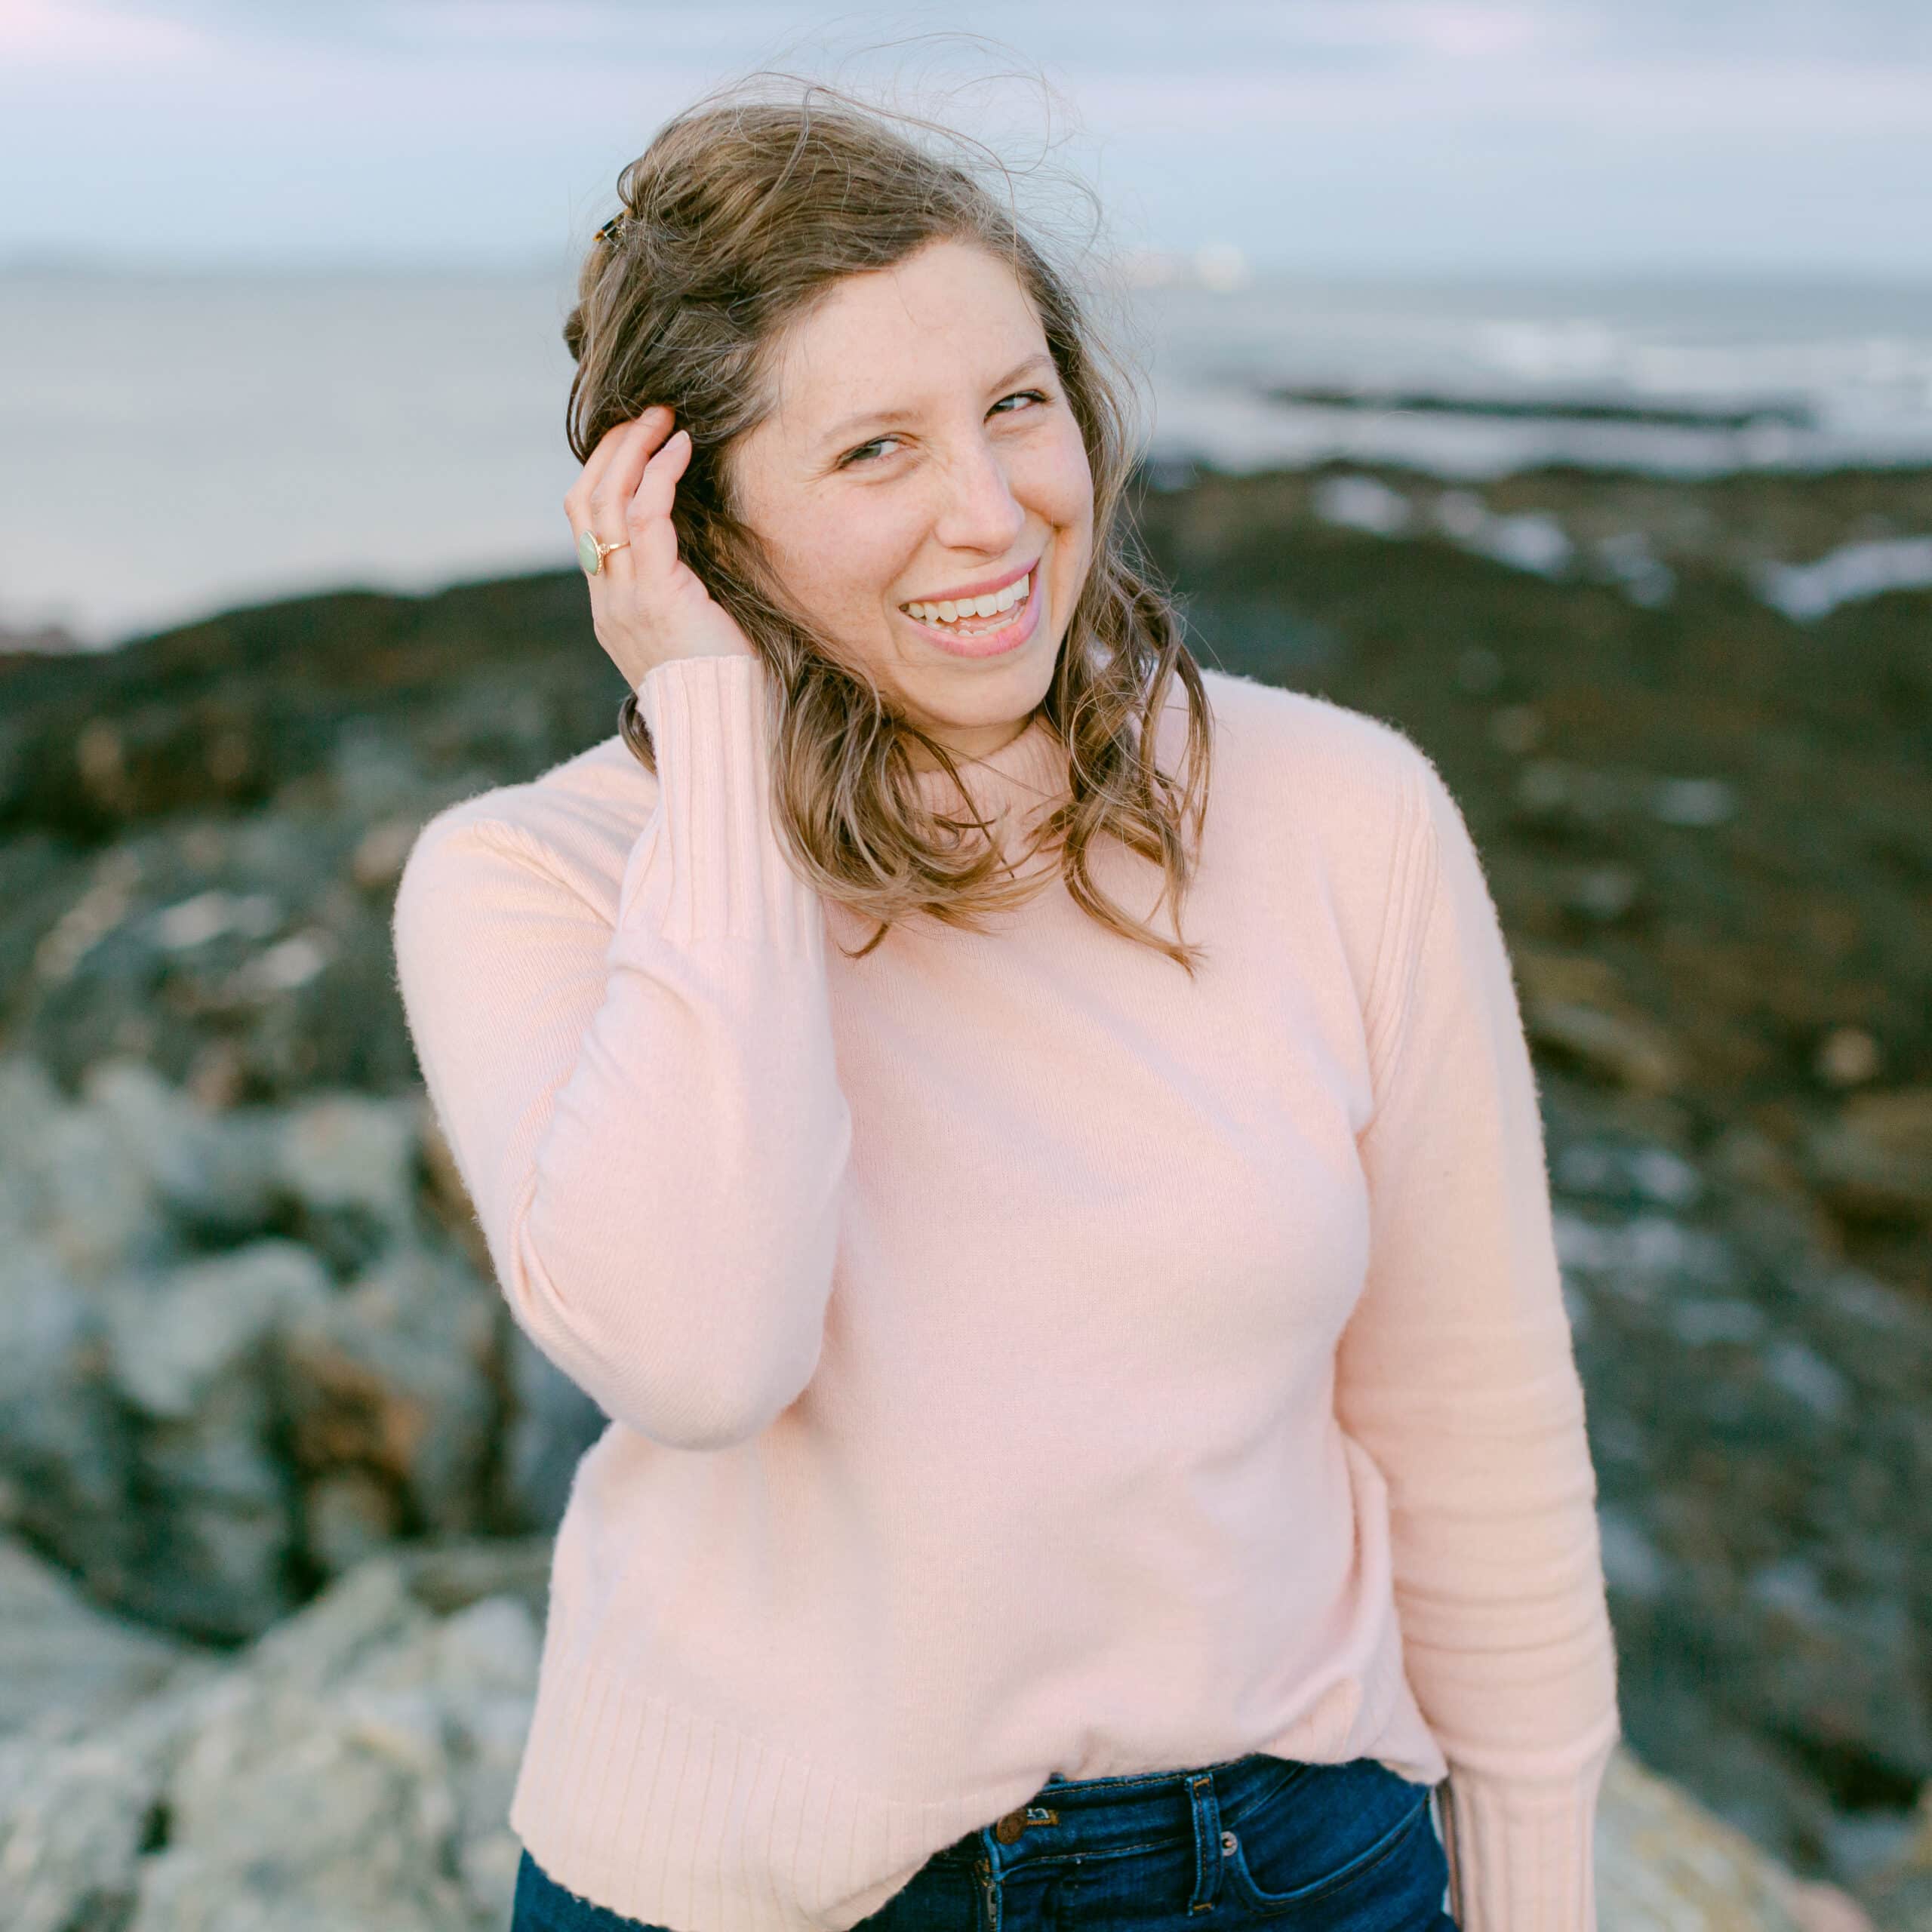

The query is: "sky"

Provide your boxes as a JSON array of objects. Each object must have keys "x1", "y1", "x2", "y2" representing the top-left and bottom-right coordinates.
[{"x1": 2, "y1": 0, "x2": 1930, "y2": 280}]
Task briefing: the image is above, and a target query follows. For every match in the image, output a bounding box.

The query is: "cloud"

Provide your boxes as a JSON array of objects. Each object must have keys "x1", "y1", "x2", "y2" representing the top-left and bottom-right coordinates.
[
  {"x1": 2, "y1": 1, "x2": 1927, "y2": 275},
  {"x1": 17, "y1": 1, "x2": 1932, "y2": 78},
  {"x1": 0, "y1": 0, "x2": 216, "y2": 68},
  {"x1": 1076, "y1": 57, "x2": 1932, "y2": 137}
]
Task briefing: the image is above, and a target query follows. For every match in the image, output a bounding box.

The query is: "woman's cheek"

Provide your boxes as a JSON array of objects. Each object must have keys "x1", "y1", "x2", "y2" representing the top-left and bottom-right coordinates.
[{"x1": 1048, "y1": 421, "x2": 1094, "y2": 519}]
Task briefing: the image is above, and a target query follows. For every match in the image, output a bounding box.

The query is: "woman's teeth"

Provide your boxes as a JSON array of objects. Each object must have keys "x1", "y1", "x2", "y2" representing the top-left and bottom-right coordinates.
[{"x1": 903, "y1": 570, "x2": 1030, "y2": 632}]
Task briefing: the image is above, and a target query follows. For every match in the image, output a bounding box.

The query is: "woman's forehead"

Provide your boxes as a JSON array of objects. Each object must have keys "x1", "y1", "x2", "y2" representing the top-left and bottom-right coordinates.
[{"x1": 769, "y1": 246, "x2": 1046, "y2": 430}]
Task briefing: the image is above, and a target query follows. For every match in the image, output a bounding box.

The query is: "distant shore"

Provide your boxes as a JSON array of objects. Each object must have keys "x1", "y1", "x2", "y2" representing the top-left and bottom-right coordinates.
[{"x1": 6, "y1": 449, "x2": 1930, "y2": 659}]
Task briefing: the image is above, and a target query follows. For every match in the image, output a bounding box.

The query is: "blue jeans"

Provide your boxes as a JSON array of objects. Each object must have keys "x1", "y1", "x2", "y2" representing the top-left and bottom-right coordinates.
[{"x1": 510, "y1": 1750, "x2": 1457, "y2": 1930}]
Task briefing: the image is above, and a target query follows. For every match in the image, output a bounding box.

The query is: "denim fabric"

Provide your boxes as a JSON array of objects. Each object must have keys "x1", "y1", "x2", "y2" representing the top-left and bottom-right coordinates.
[{"x1": 509, "y1": 1751, "x2": 1458, "y2": 1930}]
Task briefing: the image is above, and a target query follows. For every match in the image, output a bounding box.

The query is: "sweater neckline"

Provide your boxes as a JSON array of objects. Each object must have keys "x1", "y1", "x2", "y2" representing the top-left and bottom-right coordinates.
[{"x1": 909, "y1": 710, "x2": 1070, "y2": 820}]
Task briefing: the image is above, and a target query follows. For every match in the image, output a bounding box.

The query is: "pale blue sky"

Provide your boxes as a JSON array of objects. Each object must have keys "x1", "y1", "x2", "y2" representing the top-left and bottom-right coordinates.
[{"x1": 3, "y1": 1, "x2": 1930, "y2": 278}]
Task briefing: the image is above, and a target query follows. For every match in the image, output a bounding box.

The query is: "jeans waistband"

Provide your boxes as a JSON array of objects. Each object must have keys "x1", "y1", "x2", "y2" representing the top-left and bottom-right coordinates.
[{"x1": 930, "y1": 1752, "x2": 1322, "y2": 1875}]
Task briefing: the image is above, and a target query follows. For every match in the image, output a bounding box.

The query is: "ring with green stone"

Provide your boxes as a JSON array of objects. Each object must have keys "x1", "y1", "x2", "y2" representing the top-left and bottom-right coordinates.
[{"x1": 577, "y1": 528, "x2": 630, "y2": 576}]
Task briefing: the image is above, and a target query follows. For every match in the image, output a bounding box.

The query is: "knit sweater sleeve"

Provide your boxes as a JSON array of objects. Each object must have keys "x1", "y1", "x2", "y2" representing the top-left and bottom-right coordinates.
[
  {"x1": 390, "y1": 652, "x2": 854, "y2": 1450},
  {"x1": 1336, "y1": 747, "x2": 1623, "y2": 1932}
]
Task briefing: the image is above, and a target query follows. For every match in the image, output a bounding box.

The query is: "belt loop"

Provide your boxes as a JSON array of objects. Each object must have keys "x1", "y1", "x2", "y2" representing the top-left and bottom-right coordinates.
[{"x1": 1185, "y1": 1770, "x2": 1227, "y2": 1915}]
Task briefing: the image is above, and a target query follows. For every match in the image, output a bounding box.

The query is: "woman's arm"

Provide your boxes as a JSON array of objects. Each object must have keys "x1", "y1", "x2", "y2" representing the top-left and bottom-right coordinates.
[
  {"x1": 391, "y1": 651, "x2": 854, "y2": 1451},
  {"x1": 1337, "y1": 748, "x2": 1622, "y2": 1932}
]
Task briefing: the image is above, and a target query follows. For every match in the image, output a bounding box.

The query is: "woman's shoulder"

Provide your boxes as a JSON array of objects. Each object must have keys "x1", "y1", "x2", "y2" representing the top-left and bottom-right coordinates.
[
  {"x1": 1191, "y1": 666, "x2": 1435, "y2": 844},
  {"x1": 396, "y1": 733, "x2": 654, "y2": 918},
  {"x1": 1184, "y1": 669, "x2": 1447, "y2": 999}
]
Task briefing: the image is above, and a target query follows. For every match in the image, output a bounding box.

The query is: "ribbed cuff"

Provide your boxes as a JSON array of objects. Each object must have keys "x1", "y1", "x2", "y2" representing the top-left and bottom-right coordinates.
[
  {"x1": 1436, "y1": 1729, "x2": 1617, "y2": 1932},
  {"x1": 625, "y1": 654, "x2": 821, "y2": 951}
]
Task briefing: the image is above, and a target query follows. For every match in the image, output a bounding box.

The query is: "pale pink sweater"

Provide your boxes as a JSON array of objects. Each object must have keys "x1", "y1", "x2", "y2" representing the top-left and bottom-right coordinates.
[{"x1": 391, "y1": 651, "x2": 1621, "y2": 1932}]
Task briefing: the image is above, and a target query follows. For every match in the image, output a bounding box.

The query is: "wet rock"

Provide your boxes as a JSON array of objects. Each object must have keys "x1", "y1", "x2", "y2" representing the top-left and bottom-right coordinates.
[
  {"x1": 1860, "y1": 1780, "x2": 1932, "y2": 1929},
  {"x1": 1511, "y1": 758, "x2": 1632, "y2": 836},
  {"x1": 0, "y1": 1540, "x2": 549, "y2": 1932},
  {"x1": 276, "y1": 1092, "x2": 421, "y2": 1223},
  {"x1": 1807, "y1": 1087, "x2": 1932, "y2": 1227},
  {"x1": 1551, "y1": 1135, "x2": 1703, "y2": 1211},
  {"x1": 1597, "y1": 1746, "x2": 1872, "y2": 1930},
  {"x1": 0, "y1": 1534, "x2": 202, "y2": 1737},
  {"x1": 102, "y1": 1241, "x2": 334, "y2": 1423},
  {"x1": 36, "y1": 1088, "x2": 177, "y2": 1284},
  {"x1": 1555, "y1": 1109, "x2": 1932, "y2": 1894},
  {"x1": 0, "y1": 1653, "x2": 229, "y2": 1932},
  {"x1": 1554, "y1": 860, "x2": 1645, "y2": 925},
  {"x1": 0, "y1": 1049, "x2": 525, "y2": 1637},
  {"x1": 96, "y1": 1243, "x2": 335, "y2": 1638},
  {"x1": 351, "y1": 814, "x2": 429, "y2": 894},
  {"x1": 500, "y1": 1322, "x2": 610, "y2": 1533},
  {"x1": 275, "y1": 1089, "x2": 428, "y2": 1274},
  {"x1": 281, "y1": 1241, "x2": 499, "y2": 1553},
  {"x1": 81, "y1": 1054, "x2": 284, "y2": 1240},
  {"x1": 0, "y1": 1241, "x2": 140, "y2": 1582},
  {"x1": 0, "y1": 1051, "x2": 67, "y2": 1226},
  {"x1": 303, "y1": 1466, "x2": 408, "y2": 1576},
  {"x1": 1815, "y1": 1027, "x2": 1886, "y2": 1090},
  {"x1": 1529, "y1": 998, "x2": 1682, "y2": 1094}
]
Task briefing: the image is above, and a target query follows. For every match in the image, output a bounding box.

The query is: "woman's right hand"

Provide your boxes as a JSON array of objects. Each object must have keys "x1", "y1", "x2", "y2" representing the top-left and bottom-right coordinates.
[{"x1": 565, "y1": 405, "x2": 758, "y2": 686}]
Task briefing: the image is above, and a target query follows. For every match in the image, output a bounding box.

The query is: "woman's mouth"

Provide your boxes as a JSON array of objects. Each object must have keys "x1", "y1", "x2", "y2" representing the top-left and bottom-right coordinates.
[{"x1": 897, "y1": 565, "x2": 1043, "y2": 659}]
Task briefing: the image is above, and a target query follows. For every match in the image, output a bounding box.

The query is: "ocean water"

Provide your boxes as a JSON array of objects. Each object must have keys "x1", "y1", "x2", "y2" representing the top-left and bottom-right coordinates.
[{"x1": 4, "y1": 264, "x2": 1930, "y2": 651}]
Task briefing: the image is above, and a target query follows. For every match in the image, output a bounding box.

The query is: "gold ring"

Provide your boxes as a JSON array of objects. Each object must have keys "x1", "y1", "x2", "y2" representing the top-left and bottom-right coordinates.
[{"x1": 577, "y1": 528, "x2": 631, "y2": 577}]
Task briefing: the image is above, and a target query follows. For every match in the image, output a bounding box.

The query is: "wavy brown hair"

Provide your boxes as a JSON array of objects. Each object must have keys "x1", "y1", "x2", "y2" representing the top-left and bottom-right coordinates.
[{"x1": 562, "y1": 62, "x2": 1214, "y2": 973}]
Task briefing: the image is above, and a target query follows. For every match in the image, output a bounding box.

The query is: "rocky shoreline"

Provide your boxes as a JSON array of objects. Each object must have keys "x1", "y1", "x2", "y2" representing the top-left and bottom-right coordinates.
[{"x1": 2, "y1": 456, "x2": 1927, "y2": 1929}]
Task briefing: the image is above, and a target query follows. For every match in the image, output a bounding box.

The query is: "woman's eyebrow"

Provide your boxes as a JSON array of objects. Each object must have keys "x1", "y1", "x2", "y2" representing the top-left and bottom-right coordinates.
[{"x1": 817, "y1": 352, "x2": 1055, "y2": 447}]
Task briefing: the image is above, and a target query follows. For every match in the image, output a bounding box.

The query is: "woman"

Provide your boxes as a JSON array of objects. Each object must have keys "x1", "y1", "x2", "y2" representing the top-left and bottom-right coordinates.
[{"x1": 391, "y1": 73, "x2": 1621, "y2": 1932}]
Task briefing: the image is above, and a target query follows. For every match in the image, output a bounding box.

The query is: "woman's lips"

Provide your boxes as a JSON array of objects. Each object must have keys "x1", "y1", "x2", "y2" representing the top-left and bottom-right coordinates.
[
  {"x1": 903, "y1": 552, "x2": 1041, "y2": 609},
  {"x1": 898, "y1": 565, "x2": 1044, "y2": 658}
]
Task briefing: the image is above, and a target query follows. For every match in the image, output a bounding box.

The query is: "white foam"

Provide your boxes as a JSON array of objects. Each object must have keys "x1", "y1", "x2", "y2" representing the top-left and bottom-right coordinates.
[
  {"x1": 1310, "y1": 472, "x2": 1576, "y2": 580},
  {"x1": 1310, "y1": 473, "x2": 1412, "y2": 535},
  {"x1": 1754, "y1": 537, "x2": 1932, "y2": 620},
  {"x1": 1134, "y1": 273, "x2": 1932, "y2": 480}
]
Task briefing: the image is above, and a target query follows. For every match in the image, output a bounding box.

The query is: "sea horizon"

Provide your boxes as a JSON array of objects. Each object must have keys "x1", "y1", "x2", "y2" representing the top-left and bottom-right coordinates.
[{"x1": 6, "y1": 257, "x2": 1932, "y2": 653}]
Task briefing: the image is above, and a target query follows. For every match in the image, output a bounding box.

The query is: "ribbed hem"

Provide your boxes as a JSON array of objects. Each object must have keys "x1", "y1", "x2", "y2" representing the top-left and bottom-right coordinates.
[
  {"x1": 507, "y1": 1650, "x2": 1031, "y2": 1932},
  {"x1": 1435, "y1": 1724, "x2": 1620, "y2": 1931},
  {"x1": 629, "y1": 654, "x2": 822, "y2": 951}
]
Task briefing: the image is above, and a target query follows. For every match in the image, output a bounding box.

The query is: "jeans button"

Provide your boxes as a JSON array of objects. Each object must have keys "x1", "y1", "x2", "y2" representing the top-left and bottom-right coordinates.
[{"x1": 1222, "y1": 1830, "x2": 1238, "y2": 1854}]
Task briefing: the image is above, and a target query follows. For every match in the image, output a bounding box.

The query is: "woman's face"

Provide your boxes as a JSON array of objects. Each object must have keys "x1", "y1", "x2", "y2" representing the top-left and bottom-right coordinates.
[{"x1": 728, "y1": 238, "x2": 1096, "y2": 767}]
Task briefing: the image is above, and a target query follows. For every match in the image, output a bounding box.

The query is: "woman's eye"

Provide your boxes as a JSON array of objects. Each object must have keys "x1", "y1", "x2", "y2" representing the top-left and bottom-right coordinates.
[{"x1": 841, "y1": 389, "x2": 1049, "y2": 468}]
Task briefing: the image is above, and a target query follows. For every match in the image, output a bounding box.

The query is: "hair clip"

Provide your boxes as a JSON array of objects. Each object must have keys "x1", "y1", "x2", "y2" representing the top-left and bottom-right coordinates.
[{"x1": 597, "y1": 213, "x2": 627, "y2": 244}]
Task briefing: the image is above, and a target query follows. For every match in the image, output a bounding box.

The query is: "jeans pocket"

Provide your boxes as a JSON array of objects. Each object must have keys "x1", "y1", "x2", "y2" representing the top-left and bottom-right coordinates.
[{"x1": 1219, "y1": 1760, "x2": 1440, "y2": 1924}]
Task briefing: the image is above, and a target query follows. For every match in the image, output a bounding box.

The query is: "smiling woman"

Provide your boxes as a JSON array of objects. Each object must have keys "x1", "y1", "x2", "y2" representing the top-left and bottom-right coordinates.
[
  {"x1": 559, "y1": 73, "x2": 1214, "y2": 964},
  {"x1": 392, "y1": 48, "x2": 1621, "y2": 1932}
]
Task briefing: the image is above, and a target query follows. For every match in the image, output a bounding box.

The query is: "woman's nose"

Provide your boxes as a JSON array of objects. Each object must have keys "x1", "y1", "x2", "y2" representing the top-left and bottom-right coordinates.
[{"x1": 930, "y1": 438, "x2": 1026, "y2": 552}]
